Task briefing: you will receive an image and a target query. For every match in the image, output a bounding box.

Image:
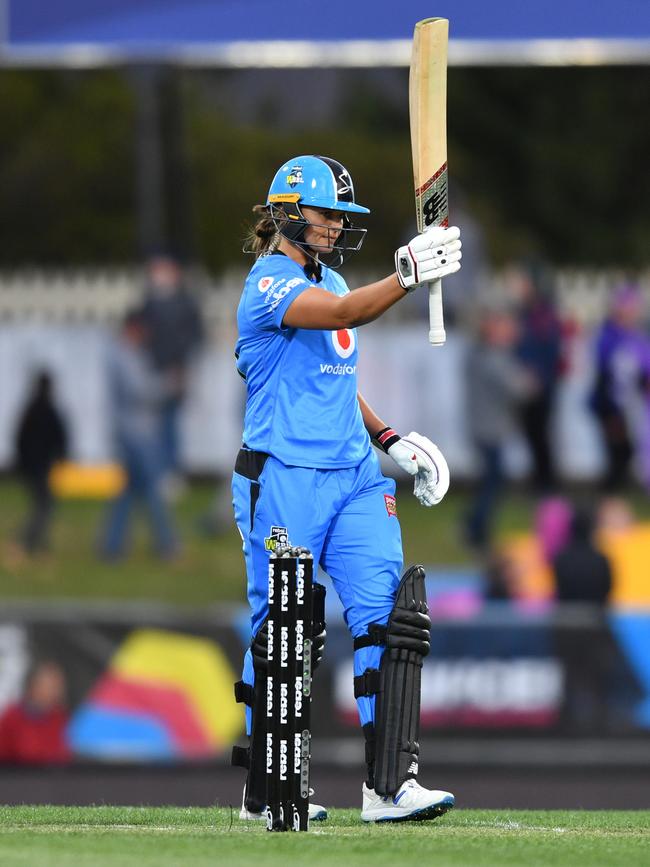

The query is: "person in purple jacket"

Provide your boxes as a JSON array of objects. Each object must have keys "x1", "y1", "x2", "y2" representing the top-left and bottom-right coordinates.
[{"x1": 590, "y1": 284, "x2": 650, "y2": 492}]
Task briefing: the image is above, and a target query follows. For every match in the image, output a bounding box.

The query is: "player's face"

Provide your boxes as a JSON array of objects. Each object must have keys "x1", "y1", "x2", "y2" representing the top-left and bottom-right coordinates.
[{"x1": 301, "y1": 206, "x2": 345, "y2": 253}]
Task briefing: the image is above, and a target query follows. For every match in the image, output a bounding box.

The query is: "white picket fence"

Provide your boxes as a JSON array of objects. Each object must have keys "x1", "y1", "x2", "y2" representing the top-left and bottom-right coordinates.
[
  {"x1": 0, "y1": 266, "x2": 648, "y2": 327},
  {"x1": 0, "y1": 266, "x2": 648, "y2": 477}
]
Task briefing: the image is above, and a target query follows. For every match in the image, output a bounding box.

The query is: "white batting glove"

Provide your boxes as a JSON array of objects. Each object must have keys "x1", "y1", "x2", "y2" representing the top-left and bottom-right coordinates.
[
  {"x1": 383, "y1": 430, "x2": 450, "y2": 507},
  {"x1": 395, "y1": 225, "x2": 462, "y2": 291},
  {"x1": 404, "y1": 432, "x2": 450, "y2": 506}
]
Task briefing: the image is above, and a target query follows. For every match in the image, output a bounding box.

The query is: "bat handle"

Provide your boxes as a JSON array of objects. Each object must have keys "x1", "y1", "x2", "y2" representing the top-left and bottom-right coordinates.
[{"x1": 428, "y1": 278, "x2": 446, "y2": 346}]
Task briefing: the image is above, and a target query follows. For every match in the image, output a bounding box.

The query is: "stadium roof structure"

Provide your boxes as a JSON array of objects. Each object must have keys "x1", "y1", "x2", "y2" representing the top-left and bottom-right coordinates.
[{"x1": 2, "y1": 0, "x2": 650, "y2": 67}]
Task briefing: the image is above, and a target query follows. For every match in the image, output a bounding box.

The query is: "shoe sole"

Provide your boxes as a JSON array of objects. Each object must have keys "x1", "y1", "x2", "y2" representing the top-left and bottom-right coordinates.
[{"x1": 362, "y1": 797, "x2": 454, "y2": 823}]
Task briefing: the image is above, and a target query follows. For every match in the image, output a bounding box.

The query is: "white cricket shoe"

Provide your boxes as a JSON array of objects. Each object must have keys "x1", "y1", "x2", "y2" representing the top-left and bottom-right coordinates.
[
  {"x1": 238, "y1": 787, "x2": 328, "y2": 822},
  {"x1": 361, "y1": 779, "x2": 454, "y2": 823}
]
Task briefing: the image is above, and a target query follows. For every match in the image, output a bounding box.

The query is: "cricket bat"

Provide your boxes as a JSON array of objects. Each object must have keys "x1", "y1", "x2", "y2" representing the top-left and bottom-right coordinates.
[{"x1": 410, "y1": 18, "x2": 449, "y2": 346}]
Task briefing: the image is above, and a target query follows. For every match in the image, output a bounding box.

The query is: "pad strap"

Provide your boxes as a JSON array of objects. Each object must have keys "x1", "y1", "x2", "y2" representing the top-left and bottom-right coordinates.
[
  {"x1": 231, "y1": 745, "x2": 250, "y2": 769},
  {"x1": 234, "y1": 680, "x2": 255, "y2": 707},
  {"x1": 353, "y1": 623, "x2": 387, "y2": 650},
  {"x1": 354, "y1": 669, "x2": 382, "y2": 699}
]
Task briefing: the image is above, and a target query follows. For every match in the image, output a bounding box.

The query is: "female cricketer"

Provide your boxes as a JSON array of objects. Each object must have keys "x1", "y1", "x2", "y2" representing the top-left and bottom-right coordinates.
[{"x1": 231, "y1": 155, "x2": 462, "y2": 822}]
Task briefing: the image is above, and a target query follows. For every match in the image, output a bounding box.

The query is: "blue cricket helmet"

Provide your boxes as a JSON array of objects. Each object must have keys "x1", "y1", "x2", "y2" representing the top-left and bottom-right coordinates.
[{"x1": 267, "y1": 155, "x2": 370, "y2": 215}]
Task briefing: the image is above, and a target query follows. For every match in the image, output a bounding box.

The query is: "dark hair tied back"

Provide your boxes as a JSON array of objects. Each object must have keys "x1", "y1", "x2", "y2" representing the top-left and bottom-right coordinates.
[{"x1": 245, "y1": 204, "x2": 280, "y2": 256}]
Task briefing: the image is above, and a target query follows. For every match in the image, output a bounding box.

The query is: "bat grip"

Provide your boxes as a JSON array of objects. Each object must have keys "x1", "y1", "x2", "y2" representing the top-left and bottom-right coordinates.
[{"x1": 428, "y1": 279, "x2": 446, "y2": 346}]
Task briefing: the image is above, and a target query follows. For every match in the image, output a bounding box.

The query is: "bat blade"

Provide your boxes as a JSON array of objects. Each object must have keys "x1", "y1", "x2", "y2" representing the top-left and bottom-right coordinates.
[{"x1": 410, "y1": 18, "x2": 449, "y2": 346}]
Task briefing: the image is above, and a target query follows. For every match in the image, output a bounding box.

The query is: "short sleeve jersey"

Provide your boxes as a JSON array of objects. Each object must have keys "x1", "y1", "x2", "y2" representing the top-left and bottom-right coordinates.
[{"x1": 235, "y1": 252, "x2": 370, "y2": 468}]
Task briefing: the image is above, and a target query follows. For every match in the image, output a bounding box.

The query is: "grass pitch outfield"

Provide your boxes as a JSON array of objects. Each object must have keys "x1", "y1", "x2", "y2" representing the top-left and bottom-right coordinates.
[{"x1": 0, "y1": 807, "x2": 649, "y2": 867}]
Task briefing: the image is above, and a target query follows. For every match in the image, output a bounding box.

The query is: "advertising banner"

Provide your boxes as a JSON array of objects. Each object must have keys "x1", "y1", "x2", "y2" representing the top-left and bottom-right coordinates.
[{"x1": 0, "y1": 601, "x2": 648, "y2": 766}]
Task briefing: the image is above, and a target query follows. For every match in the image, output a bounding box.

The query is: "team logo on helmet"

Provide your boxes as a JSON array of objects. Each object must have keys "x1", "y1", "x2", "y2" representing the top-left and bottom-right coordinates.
[
  {"x1": 331, "y1": 328, "x2": 356, "y2": 359},
  {"x1": 286, "y1": 167, "x2": 304, "y2": 188},
  {"x1": 336, "y1": 169, "x2": 353, "y2": 198}
]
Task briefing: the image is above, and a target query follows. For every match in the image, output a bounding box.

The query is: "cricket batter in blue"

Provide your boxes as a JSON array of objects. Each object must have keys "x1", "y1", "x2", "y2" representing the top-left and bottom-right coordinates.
[{"x1": 231, "y1": 156, "x2": 462, "y2": 823}]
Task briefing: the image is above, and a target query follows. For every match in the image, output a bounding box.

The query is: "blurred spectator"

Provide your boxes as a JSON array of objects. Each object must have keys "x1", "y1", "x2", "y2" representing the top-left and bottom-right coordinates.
[
  {"x1": 13, "y1": 370, "x2": 68, "y2": 555},
  {"x1": 100, "y1": 310, "x2": 179, "y2": 561},
  {"x1": 483, "y1": 550, "x2": 519, "y2": 601},
  {"x1": 553, "y1": 509, "x2": 612, "y2": 604},
  {"x1": 535, "y1": 496, "x2": 573, "y2": 564},
  {"x1": 464, "y1": 306, "x2": 534, "y2": 551},
  {"x1": 140, "y1": 255, "x2": 204, "y2": 486},
  {"x1": 552, "y1": 509, "x2": 613, "y2": 731},
  {"x1": 596, "y1": 495, "x2": 635, "y2": 532},
  {"x1": 0, "y1": 661, "x2": 70, "y2": 764},
  {"x1": 589, "y1": 284, "x2": 650, "y2": 492},
  {"x1": 507, "y1": 263, "x2": 563, "y2": 493},
  {"x1": 196, "y1": 477, "x2": 235, "y2": 538}
]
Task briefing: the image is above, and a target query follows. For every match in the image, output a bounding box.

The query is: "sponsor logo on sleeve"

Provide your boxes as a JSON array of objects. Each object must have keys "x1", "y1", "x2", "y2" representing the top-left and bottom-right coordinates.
[
  {"x1": 285, "y1": 277, "x2": 306, "y2": 290},
  {"x1": 263, "y1": 275, "x2": 307, "y2": 310},
  {"x1": 258, "y1": 276, "x2": 274, "y2": 293},
  {"x1": 384, "y1": 494, "x2": 397, "y2": 517}
]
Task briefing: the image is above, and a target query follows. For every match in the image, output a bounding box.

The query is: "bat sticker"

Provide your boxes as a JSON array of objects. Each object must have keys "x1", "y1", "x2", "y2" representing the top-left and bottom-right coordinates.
[{"x1": 415, "y1": 162, "x2": 449, "y2": 231}]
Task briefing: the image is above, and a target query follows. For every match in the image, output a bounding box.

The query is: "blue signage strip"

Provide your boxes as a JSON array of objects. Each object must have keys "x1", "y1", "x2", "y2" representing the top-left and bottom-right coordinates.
[{"x1": 8, "y1": 0, "x2": 650, "y2": 45}]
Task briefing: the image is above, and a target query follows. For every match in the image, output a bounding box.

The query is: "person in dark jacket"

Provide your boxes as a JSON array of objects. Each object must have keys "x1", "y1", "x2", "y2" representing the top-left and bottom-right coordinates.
[
  {"x1": 140, "y1": 256, "x2": 204, "y2": 482},
  {"x1": 553, "y1": 509, "x2": 612, "y2": 604},
  {"x1": 552, "y1": 508, "x2": 613, "y2": 731},
  {"x1": 508, "y1": 264, "x2": 563, "y2": 493},
  {"x1": 14, "y1": 371, "x2": 68, "y2": 554}
]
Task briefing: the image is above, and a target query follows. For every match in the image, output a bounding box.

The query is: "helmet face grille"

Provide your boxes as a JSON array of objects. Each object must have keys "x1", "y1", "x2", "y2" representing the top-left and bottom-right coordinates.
[{"x1": 269, "y1": 202, "x2": 366, "y2": 270}]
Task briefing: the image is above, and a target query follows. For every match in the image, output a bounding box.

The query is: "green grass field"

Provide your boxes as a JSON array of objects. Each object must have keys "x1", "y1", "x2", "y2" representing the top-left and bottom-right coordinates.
[
  {"x1": 0, "y1": 806, "x2": 648, "y2": 867},
  {"x1": 2, "y1": 476, "x2": 650, "y2": 606},
  {"x1": 0, "y1": 477, "x2": 542, "y2": 605}
]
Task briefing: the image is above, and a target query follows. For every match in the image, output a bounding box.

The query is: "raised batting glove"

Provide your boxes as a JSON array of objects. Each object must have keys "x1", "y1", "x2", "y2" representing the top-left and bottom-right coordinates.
[
  {"x1": 376, "y1": 428, "x2": 450, "y2": 507},
  {"x1": 395, "y1": 225, "x2": 462, "y2": 291}
]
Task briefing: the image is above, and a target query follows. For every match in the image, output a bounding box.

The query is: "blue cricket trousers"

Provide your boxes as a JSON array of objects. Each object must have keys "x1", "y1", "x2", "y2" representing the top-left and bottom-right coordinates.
[{"x1": 232, "y1": 446, "x2": 403, "y2": 729}]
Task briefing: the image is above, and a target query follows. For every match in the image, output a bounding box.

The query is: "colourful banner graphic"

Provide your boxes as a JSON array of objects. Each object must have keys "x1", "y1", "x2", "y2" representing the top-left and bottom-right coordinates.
[{"x1": 68, "y1": 629, "x2": 242, "y2": 760}]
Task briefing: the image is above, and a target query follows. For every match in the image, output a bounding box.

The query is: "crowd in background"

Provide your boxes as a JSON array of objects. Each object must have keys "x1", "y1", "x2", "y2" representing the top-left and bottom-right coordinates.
[
  {"x1": 100, "y1": 255, "x2": 203, "y2": 562},
  {"x1": 462, "y1": 265, "x2": 650, "y2": 607},
  {"x1": 3, "y1": 253, "x2": 650, "y2": 609},
  {"x1": 3, "y1": 259, "x2": 650, "y2": 760},
  {"x1": 6, "y1": 254, "x2": 204, "y2": 565}
]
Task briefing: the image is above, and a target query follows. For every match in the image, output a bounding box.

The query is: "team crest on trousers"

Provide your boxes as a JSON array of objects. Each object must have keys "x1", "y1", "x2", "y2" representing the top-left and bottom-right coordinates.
[{"x1": 264, "y1": 525, "x2": 289, "y2": 552}]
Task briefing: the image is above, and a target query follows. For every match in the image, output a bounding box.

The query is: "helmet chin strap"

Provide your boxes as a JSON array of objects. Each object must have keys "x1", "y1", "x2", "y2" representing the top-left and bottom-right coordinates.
[
  {"x1": 298, "y1": 242, "x2": 345, "y2": 275},
  {"x1": 290, "y1": 241, "x2": 328, "y2": 282}
]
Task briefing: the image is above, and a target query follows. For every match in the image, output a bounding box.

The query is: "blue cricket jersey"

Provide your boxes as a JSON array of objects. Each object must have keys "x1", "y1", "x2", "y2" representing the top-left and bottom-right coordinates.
[{"x1": 235, "y1": 253, "x2": 371, "y2": 468}]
